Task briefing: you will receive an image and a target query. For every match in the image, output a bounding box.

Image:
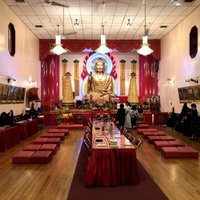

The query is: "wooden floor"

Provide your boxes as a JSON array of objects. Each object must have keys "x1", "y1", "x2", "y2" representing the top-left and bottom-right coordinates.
[{"x1": 0, "y1": 126, "x2": 199, "y2": 200}]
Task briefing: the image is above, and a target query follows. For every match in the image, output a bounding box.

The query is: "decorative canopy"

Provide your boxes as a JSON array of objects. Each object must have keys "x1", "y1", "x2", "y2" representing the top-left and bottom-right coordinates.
[{"x1": 39, "y1": 39, "x2": 160, "y2": 61}]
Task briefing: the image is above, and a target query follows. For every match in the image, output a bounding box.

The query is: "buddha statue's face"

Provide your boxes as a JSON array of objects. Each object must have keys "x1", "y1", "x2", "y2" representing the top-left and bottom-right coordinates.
[{"x1": 95, "y1": 61, "x2": 104, "y2": 73}]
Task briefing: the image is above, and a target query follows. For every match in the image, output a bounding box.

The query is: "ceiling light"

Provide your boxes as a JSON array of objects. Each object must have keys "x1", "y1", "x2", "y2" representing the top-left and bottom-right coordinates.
[
  {"x1": 95, "y1": 2, "x2": 110, "y2": 54},
  {"x1": 50, "y1": 25, "x2": 67, "y2": 55},
  {"x1": 95, "y1": 33, "x2": 110, "y2": 54},
  {"x1": 170, "y1": 0, "x2": 181, "y2": 6},
  {"x1": 74, "y1": 19, "x2": 79, "y2": 29},
  {"x1": 137, "y1": 1, "x2": 153, "y2": 56},
  {"x1": 126, "y1": 19, "x2": 131, "y2": 28}
]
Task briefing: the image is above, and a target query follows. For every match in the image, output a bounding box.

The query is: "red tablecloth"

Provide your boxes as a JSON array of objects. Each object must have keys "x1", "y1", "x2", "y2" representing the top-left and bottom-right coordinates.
[
  {"x1": 85, "y1": 120, "x2": 139, "y2": 187},
  {"x1": 85, "y1": 148, "x2": 139, "y2": 187}
]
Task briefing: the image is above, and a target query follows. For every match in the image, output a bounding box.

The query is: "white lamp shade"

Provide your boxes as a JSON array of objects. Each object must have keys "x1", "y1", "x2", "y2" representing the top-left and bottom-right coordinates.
[
  {"x1": 137, "y1": 35, "x2": 154, "y2": 56},
  {"x1": 50, "y1": 34, "x2": 67, "y2": 55},
  {"x1": 95, "y1": 34, "x2": 110, "y2": 53},
  {"x1": 50, "y1": 44, "x2": 67, "y2": 55}
]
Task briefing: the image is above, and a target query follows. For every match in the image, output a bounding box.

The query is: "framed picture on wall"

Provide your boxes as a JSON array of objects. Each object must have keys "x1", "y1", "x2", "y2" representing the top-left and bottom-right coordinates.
[
  {"x1": 178, "y1": 85, "x2": 200, "y2": 103},
  {"x1": 0, "y1": 84, "x2": 25, "y2": 104}
]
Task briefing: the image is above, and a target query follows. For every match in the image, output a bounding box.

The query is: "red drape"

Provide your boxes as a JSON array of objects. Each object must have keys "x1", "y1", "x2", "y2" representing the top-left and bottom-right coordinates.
[
  {"x1": 41, "y1": 55, "x2": 59, "y2": 111},
  {"x1": 139, "y1": 55, "x2": 159, "y2": 104}
]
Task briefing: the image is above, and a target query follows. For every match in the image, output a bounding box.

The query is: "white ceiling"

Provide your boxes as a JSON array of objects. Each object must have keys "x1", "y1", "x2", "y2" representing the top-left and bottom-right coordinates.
[{"x1": 3, "y1": 0, "x2": 200, "y2": 40}]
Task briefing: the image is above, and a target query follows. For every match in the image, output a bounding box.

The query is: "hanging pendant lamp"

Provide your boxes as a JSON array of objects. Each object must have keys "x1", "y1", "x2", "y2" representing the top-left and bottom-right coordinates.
[
  {"x1": 137, "y1": 1, "x2": 153, "y2": 56},
  {"x1": 95, "y1": 2, "x2": 110, "y2": 54},
  {"x1": 50, "y1": 25, "x2": 67, "y2": 55},
  {"x1": 95, "y1": 25, "x2": 110, "y2": 54}
]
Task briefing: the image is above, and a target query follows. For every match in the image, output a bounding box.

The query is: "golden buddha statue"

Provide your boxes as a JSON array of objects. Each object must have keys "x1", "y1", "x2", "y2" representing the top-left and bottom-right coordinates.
[{"x1": 86, "y1": 59, "x2": 115, "y2": 101}]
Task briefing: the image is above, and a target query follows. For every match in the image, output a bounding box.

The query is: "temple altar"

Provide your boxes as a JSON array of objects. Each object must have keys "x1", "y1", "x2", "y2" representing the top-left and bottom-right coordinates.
[{"x1": 43, "y1": 109, "x2": 117, "y2": 126}]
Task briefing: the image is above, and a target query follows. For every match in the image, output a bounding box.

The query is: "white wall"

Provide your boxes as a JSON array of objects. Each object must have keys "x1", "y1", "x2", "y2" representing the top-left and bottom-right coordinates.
[
  {"x1": 60, "y1": 51, "x2": 139, "y2": 100},
  {"x1": 159, "y1": 6, "x2": 200, "y2": 113},
  {"x1": 0, "y1": 1, "x2": 40, "y2": 115}
]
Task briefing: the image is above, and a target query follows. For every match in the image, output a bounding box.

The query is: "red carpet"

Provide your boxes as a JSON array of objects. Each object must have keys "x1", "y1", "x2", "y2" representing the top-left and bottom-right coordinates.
[{"x1": 68, "y1": 144, "x2": 169, "y2": 200}]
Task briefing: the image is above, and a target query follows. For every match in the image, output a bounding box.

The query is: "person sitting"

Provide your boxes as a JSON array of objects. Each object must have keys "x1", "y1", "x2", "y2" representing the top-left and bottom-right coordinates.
[
  {"x1": 166, "y1": 107, "x2": 178, "y2": 129},
  {"x1": 23, "y1": 110, "x2": 31, "y2": 120},
  {"x1": 188, "y1": 103, "x2": 199, "y2": 140},
  {"x1": 0, "y1": 112, "x2": 8, "y2": 127},
  {"x1": 29, "y1": 103, "x2": 38, "y2": 119},
  {"x1": 116, "y1": 103, "x2": 126, "y2": 128},
  {"x1": 86, "y1": 58, "x2": 115, "y2": 101},
  {"x1": 6, "y1": 110, "x2": 15, "y2": 126},
  {"x1": 175, "y1": 103, "x2": 190, "y2": 133}
]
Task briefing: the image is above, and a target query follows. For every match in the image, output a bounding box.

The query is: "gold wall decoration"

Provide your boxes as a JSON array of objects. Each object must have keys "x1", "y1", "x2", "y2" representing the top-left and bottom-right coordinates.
[
  {"x1": 120, "y1": 60, "x2": 126, "y2": 96},
  {"x1": 128, "y1": 60, "x2": 138, "y2": 104},
  {"x1": 73, "y1": 59, "x2": 79, "y2": 96},
  {"x1": 62, "y1": 59, "x2": 73, "y2": 104}
]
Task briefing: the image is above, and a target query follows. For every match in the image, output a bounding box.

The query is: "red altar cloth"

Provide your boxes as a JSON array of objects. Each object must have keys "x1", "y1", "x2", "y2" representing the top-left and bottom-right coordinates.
[{"x1": 85, "y1": 148, "x2": 139, "y2": 187}]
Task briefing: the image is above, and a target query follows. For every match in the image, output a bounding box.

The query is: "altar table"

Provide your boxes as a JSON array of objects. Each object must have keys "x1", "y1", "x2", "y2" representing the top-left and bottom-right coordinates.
[{"x1": 85, "y1": 121, "x2": 139, "y2": 187}]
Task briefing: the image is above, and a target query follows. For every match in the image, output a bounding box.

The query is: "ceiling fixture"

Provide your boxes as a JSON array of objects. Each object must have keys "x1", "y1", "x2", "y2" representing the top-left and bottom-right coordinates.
[
  {"x1": 50, "y1": 25, "x2": 67, "y2": 55},
  {"x1": 74, "y1": 19, "x2": 80, "y2": 29},
  {"x1": 43, "y1": 0, "x2": 68, "y2": 7},
  {"x1": 126, "y1": 19, "x2": 131, "y2": 28},
  {"x1": 137, "y1": 0, "x2": 153, "y2": 56},
  {"x1": 95, "y1": 2, "x2": 110, "y2": 54},
  {"x1": 170, "y1": 0, "x2": 181, "y2": 6}
]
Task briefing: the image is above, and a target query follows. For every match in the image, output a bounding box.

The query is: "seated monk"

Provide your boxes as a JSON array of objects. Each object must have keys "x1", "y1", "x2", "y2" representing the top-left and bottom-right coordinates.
[{"x1": 86, "y1": 58, "x2": 115, "y2": 101}]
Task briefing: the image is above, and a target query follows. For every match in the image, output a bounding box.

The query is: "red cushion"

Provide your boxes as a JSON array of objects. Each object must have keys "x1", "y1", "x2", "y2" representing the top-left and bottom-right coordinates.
[
  {"x1": 154, "y1": 140, "x2": 185, "y2": 150},
  {"x1": 160, "y1": 147, "x2": 180, "y2": 158},
  {"x1": 177, "y1": 146, "x2": 199, "y2": 158},
  {"x1": 161, "y1": 146, "x2": 199, "y2": 158},
  {"x1": 48, "y1": 128, "x2": 69, "y2": 136},
  {"x1": 31, "y1": 150, "x2": 52, "y2": 163},
  {"x1": 42, "y1": 133, "x2": 65, "y2": 140},
  {"x1": 147, "y1": 135, "x2": 175, "y2": 143},
  {"x1": 12, "y1": 150, "x2": 35, "y2": 164},
  {"x1": 168, "y1": 140, "x2": 185, "y2": 146},
  {"x1": 23, "y1": 144, "x2": 41, "y2": 151},
  {"x1": 154, "y1": 141, "x2": 170, "y2": 150},
  {"x1": 40, "y1": 144, "x2": 58, "y2": 155},
  {"x1": 46, "y1": 137, "x2": 61, "y2": 145},
  {"x1": 137, "y1": 128, "x2": 158, "y2": 135},
  {"x1": 143, "y1": 131, "x2": 166, "y2": 138},
  {"x1": 137, "y1": 124, "x2": 149, "y2": 128},
  {"x1": 57, "y1": 124, "x2": 84, "y2": 130},
  {"x1": 32, "y1": 138, "x2": 48, "y2": 144}
]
